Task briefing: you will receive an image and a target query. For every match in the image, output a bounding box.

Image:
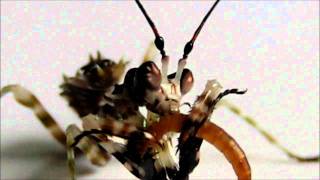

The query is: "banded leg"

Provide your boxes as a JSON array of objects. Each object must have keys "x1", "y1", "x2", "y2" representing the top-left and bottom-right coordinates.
[
  {"x1": 66, "y1": 124, "x2": 110, "y2": 180},
  {"x1": 71, "y1": 127, "x2": 158, "y2": 179},
  {"x1": 74, "y1": 114, "x2": 146, "y2": 177},
  {"x1": 1, "y1": 85, "x2": 66, "y2": 146},
  {"x1": 218, "y1": 99, "x2": 320, "y2": 162},
  {"x1": 74, "y1": 114, "x2": 180, "y2": 180},
  {"x1": 75, "y1": 132, "x2": 175, "y2": 180}
]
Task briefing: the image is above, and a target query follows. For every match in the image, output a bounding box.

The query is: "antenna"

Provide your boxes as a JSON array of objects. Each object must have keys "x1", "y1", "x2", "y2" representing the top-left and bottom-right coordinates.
[
  {"x1": 135, "y1": 0, "x2": 170, "y2": 82},
  {"x1": 135, "y1": 0, "x2": 166, "y2": 58},
  {"x1": 175, "y1": 0, "x2": 221, "y2": 83},
  {"x1": 182, "y1": 0, "x2": 221, "y2": 59}
]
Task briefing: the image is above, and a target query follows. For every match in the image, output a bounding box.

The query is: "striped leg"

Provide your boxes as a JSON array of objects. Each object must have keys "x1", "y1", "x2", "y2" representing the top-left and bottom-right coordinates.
[
  {"x1": 100, "y1": 136, "x2": 160, "y2": 180},
  {"x1": 72, "y1": 114, "x2": 170, "y2": 180},
  {"x1": 218, "y1": 99, "x2": 319, "y2": 162},
  {"x1": 1, "y1": 85, "x2": 66, "y2": 146},
  {"x1": 66, "y1": 124, "x2": 111, "y2": 180},
  {"x1": 92, "y1": 136, "x2": 157, "y2": 180},
  {"x1": 75, "y1": 112, "x2": 181, "y2": 179},
  {"x1": 67, "y1": 125, "x2": 77, "y2": 180},
  {"x1": 73, "y1": 129, "x2": 166, "y2": 180}
]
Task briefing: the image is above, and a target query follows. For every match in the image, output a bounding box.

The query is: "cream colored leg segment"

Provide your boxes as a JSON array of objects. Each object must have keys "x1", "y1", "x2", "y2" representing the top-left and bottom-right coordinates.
[
  {"x1": 66, "y1": 125, "x2": 77, "y2": 180},
  {"x1": 1, "y1": 85, "x2": 66, "y2": 145},
  {"x1": 218, "y1": 99, "x2": 319, "y2": 162}
]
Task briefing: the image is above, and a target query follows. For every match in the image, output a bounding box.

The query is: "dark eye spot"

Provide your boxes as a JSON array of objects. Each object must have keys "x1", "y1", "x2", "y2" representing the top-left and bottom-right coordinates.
[
  {"x1": 180, "y1": 69, "x2": 194, "y2": 95},
  {"x1": 124, "y1": 68, "x2": 138, "y2": 91},
  {"x1": 136, "y1": 61, "x2": 161, "y2": 90}
]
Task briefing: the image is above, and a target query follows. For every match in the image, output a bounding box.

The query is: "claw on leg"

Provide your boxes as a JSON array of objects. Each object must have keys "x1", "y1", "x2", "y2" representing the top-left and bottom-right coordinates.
[
  {"x1": 218, "y1": 99, "x2": 320, "y2": 162},
  {"x1": 1, "y1": 85, "x2": 66, "y2": 146}
]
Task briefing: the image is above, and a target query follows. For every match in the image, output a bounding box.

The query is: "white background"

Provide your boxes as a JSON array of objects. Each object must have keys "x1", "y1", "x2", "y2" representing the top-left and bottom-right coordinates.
[{"x1": 1, "y1": 1, "x2": 319, "y2": 179}]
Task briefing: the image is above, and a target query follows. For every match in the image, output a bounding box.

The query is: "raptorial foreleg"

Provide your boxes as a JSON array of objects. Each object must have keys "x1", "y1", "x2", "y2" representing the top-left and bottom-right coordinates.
[
  {"x1": 70, "y1": 125, "x2": 161, "y2": 179},
  {"x1": 175, "y1": 137, "x2": 202, "y2": 180}
]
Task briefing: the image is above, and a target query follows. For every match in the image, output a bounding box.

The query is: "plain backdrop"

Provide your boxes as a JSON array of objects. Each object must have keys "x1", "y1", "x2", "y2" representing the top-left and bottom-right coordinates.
[{"x1": 1, "y1": 1, "x2": 319, "y2": 179}]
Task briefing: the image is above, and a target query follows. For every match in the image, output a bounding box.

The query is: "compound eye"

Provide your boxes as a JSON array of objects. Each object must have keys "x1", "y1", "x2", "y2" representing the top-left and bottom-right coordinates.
[
  {"x1": 81, "y1": 63, "x2": 104, "y2": 81},
  {"x1": 124, "y1": 68, "x2": 138, "y2": 90},
  {"x1": 180, "y1": 69, "x2": 194, "y2": 95},
  {"x1": 137, "y1": 61, "x2": 162, "y2": 90}
]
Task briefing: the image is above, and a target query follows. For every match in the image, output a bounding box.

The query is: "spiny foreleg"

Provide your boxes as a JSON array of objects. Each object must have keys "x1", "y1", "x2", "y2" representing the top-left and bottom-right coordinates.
[
  {"x1": 174, "y1": 81, "x2": 247, "y2": 179},
  {"x1": 175, "y1": 136, "x2": 202, "y2": 180},
  {"x1": 1, "y1": 85, "x2": 66, "y2": 145},
  {"x1": 71, "y1": 131, "x2": 153, "y2": 179},
  {"x1": 71, "y1": 114, "x2": 165, "y2": 180},
  {"x1": 218, "y1": 99, "x2": 320, "y2": 162}
]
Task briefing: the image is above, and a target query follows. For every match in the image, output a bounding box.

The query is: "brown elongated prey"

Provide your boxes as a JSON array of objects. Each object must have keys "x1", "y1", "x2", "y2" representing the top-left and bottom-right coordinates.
[{"x1": 1, "y1": 0, "x2": 319, "y2": 180}]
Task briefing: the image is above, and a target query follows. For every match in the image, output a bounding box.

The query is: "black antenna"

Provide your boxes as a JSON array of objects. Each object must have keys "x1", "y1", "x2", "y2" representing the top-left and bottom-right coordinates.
[
  {"x1": 182, "y1": 0, "x2": 221, "y2": 59},
  {"x1": 135, "y1": 0, "x2": 166, "y2": 57}
]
